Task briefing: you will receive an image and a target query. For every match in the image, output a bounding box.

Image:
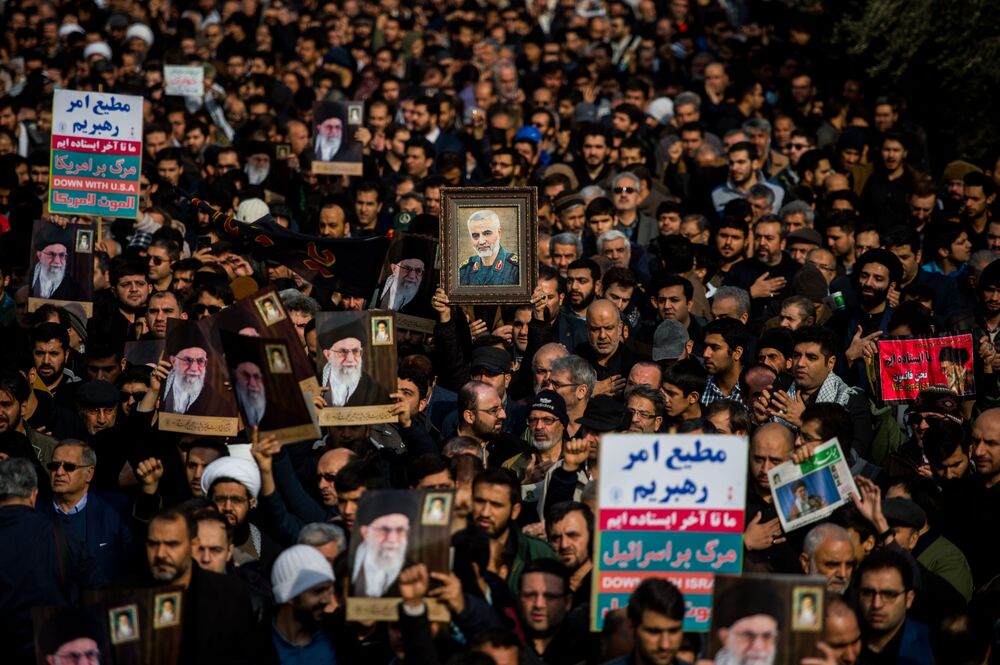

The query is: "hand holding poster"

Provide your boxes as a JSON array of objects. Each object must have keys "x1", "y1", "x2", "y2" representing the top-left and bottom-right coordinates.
[
  {"x1": 768, "y1": 438, "x2": 858, "y2": 533},
  {"x1": 877, "y1": 333, "x2": 975, "y2": 403},
  {"x1": 347, "y1": 489, "x2": 454, "y2": 621},
  {"x1": 593, "y1": 434, "x2": 748, "y2": 632}
]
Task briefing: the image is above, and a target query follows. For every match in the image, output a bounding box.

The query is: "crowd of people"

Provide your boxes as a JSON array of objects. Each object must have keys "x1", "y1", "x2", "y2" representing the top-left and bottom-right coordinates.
[{"x1": 0, "y1": 0, "x2": 999, "y2": 664}]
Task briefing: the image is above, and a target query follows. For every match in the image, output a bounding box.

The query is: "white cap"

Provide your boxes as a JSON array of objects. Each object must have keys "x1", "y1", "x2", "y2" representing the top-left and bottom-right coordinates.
[
  {"x1": 83, "y1": 41, "x2": 113, "y2": 61},
  {"x1": 59, "y1": 24, "x2": 86, "y2": 39},
  {"x1": 647, "y1": 97, "x2": 675, "y2": 124},
  {"x1": 125, "y1": 23, "x2": 154, "y2": 47},
  {"x1": 271, "y1": 545, "x2": 335, "y2": 603},
  {"x1": 236, "y1": 198, "x2": 270, "y2": 224}
]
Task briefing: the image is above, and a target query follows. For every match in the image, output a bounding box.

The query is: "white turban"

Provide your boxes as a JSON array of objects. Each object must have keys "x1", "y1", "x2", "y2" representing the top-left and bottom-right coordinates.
[
  {"x1": 83, "y1": 41, "x2": 113, "y2": 61},
  {"x1": 200, "y1": 456, "x2": 261, "y2": 500},
  {"x1": 125, "y1": 23, "x2": 155, "y2": 47}
]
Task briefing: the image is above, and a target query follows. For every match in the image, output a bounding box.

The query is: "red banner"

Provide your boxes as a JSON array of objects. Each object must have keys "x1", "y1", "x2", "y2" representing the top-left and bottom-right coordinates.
[{"x1": 877, "y1": 333, "x2": 975, "y2": 403}]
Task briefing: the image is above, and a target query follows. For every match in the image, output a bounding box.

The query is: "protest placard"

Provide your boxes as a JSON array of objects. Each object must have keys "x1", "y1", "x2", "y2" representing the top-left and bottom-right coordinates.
[
  {"x1": 592, "y1": 434, "x2": 748, "y2": 633},
  {"x1": 27, "y1": 219, "x2": 95, "y2": 316},
  {"x1": 768, "y1": 438, "x2": 858, "y2": 533},
  {"x1": 877, "y1": 333, "x2": 975, "y2": 403},
  {"x1": 164, "y1": 65, "x2": 204, "y2": 96},
  {"x1": 50, "y1": 89, "x2": 143, "y2": 219}
]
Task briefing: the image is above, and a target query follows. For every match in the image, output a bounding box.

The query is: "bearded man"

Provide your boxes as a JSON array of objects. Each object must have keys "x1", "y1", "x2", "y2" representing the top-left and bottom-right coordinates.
[
  {"x1": 32, "y1": 225, "x2": 82, "y2": 300},
  {"x1": 351, "y1": 491, "x2": 416, "y2": 598},
  {"x1": 320, "y1": 316, "x2": 390, "y2": 407},
  {"x1": 233, "y1": 360, "x2": 267, "y2": 428},
  {"x1": 162, "y1": 323, "x2": 229, "y2": 417},
  {"x1": 313, "y1": 102, "x2": 363, "y2": 164},
  {"x1": 378, "y1": 258, "x2": 426, "y2": 311}
]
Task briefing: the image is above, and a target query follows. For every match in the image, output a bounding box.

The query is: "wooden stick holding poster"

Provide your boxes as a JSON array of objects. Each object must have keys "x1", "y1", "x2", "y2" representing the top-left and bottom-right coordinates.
[
  {"x1": 315, "y1": 310, "x2": 398, "y2": 426},
  {"x1": 591, "y1": 434, "x2": 748, "y2": 633},
  {"x1": 876, "y1": 332, "x2": 975, "y2": 403}
]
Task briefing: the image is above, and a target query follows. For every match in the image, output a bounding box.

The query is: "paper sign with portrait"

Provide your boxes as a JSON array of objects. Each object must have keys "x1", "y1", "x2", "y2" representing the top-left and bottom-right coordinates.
[
  {"x1": 347, "y1": 489, "x2": 454, "y2": 622},
  {"x1": 315, "y1": 310, "x2": 398, "y2": 426},
  {"x1": 876, "y1": 332, "x2": 975, "y2": 403},
  {"x1": 210, "y1": 286, "x2": 320, "y2": 396},
  {"x1": 371, "y1": 233, "x2": 439, "y2": 333},
  {"x1": 27, "y1": 219, "x2": 95, "y2": 317},
  {"x1": 221, "y1": 331, "x2": 320, "y2": 445},
  {"x1": 708, "y1": 574, "x2": 825, "y2": 665},
  {"x1": 311, "y1": 101, "x2": 364, "y2": 176},
  {"x1": 158, "y1": 318, "x2": 239, "y2": 436},
  {"x1": 440, "y1": 186, "x2": 536, "y2": 304}
]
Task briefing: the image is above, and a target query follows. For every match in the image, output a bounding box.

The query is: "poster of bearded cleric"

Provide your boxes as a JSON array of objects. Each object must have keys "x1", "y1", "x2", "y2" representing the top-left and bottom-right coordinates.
[
  {"x1": 440, "y1": 187, "x2": 536, "y2": 304},
  {"x1": 220, "y1": 331, "x2": 320, "y2": 445},
  {"x1": 210, "y1": 286, "x2": 321, "y2": 396},
  {"x1": 371, "y1": 233, "x2": 439, "y2": 333},
  {"x1": 27, "y1": 219, "x2": 95, "y2": 316},
  {"x1": 311, "y1": 101, "x2": 364, "y2": 176},
  {"x1": 315, "y1": 310, "x2": 397, "y2": 426},
  {"x1": 708, "y1": 575, "x2": 826, "y2": 665},
  {"x1": 347, "y1": 489, "x2": 454, "y2": 622},
  {"x1": 158, "y1": 318, "x2": 239, "y2": 436}
]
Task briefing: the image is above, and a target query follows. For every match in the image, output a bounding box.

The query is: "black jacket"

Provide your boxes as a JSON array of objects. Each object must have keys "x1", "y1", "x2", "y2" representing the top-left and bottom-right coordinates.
[{"x1": 180, "y1": 564, "x2": 260, "y2": 665}]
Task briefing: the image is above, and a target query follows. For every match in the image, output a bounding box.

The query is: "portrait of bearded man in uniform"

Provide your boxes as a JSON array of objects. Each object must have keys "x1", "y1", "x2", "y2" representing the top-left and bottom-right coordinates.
[{"x1": 459, "y1": 209, "x2": 520, "y2": 286}]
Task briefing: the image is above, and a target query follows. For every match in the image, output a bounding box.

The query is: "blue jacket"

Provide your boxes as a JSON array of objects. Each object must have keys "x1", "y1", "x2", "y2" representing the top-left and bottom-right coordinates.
[
  {"x1": 38, "y1": 491, "x2": 134, "y2": 586},
  {"x1": 896, "y1": 619, "x2": 935, "y2": 665}
]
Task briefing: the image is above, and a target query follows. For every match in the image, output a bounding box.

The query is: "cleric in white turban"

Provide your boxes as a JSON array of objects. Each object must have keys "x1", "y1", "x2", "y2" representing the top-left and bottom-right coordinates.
[{"x1": 200, "y1": 456, "x2": 262, "y2": 500}]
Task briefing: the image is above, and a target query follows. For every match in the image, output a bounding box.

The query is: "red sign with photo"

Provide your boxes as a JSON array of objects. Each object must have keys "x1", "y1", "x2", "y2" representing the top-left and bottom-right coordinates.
[{"x1": 877, "y1": 333, "x2": 975, "y2": 403}]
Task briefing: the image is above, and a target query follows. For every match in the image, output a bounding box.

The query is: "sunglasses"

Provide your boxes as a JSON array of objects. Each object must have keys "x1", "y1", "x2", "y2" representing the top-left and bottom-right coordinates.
[
  {"x1": 317, "y1": 473, "x2": 338, "y2": 483},
  {"x1": 613, "y1": 186, "x2": 637, "y2": 194},
  {"x1": 121, "y1": 390, "x2": 148, "y2": 403},
  {"x1": 193, "y1": 304, "x2": 222, "y2": 315},
  {"x1": 47, "y1": 461, "x2": 93, "y2": 472},
  {"x1": 148, "y1": 255, "x2": 167, "y2": 265}
]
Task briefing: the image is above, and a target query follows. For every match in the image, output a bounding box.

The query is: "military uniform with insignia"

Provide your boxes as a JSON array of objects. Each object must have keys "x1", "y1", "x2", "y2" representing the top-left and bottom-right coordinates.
[{"x1": 459, "y1": 244, "x2": 520, "y2": 286}]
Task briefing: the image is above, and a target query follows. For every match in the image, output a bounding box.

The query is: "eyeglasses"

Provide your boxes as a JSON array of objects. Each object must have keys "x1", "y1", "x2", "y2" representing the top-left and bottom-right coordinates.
[
  {"x1": 544, "y1": 380, "x2": 579, "y2": 390},
  {"x1": 42, "y1": 251, "x2": 68, "y2": 260},
  {"x1": 612, "y1": 186, "x2": 637, "y2": 194},
  {"x1": 372, "y1": 526, "x2": 409, "y2": 537},
  {"x1": 148, "y1": 255, "x2": 167, "y2": 265},
  {"x1": 528, "y1": 416, "x2": 558, "y2": 427},
  {"x1": 858, "y1": 587, "x2": 905, "y2": 602},
  {"x1": 176, "y1": 356, "x2": 208, "y2": 367},
  {"x1": 331, "y1": 348, "x2": 362, "y2": 358},
  {"x1": 52, "y1": 649, "x2": 101, "y2": 664},
  {"x1": 398, "y1": 265, "x2": 424, "y2": 275},
  {"x1": 627, "y1": 408, "x2": 657, "y2": 420},
  {"x1": 121, "y1": 390, "x2": 147, "y2": 403},
  {"x1": 733, "y1": 629, "x2": 778, "y2": 644},
  {"x1": 47, "y1": 461, "x2": 93, "y2": 473},
  {"x1": 193, "y1": 304, "x2": 222, "y2": 315},
  {"x1": 477, "y1": 405, "x2": 503, "y2": 416}
]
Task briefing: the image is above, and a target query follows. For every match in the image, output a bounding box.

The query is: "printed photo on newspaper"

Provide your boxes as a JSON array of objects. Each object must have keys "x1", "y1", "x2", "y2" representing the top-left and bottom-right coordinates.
[{"x1": 767, "y1": 439, "x2": 858, "y2": 533}]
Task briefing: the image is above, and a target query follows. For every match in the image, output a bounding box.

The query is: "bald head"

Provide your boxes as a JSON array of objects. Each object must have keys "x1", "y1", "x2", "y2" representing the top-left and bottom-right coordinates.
[
  {"x1": 750, "y1": 422, "x2": 794, "y2": 493},
  {"x1": 586, "y1": 299, "x2": 623, "y2": 359},
  {"x1": 972, "y1": 408, "x2": 1000, "y2": 484}
]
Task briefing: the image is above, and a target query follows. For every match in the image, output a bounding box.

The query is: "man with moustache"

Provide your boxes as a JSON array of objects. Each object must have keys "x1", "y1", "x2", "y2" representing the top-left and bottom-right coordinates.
[
  {"x1": 724, "y1": 216, "x2": 800, "y2": 323},
  {"x1": 545, "y1": 501, "x2": 594, "y2": 606},
  {"x1": 351, "y1": 491, "x2": 416, "y2": 597},
  {"x1": 201, "y1": 456, "x2": 282, "y2": 574},
  {"x1": 712, "y1": 578, "x2": 785, "y2": 665},
  {"x1": 459, "y1": 209, "x2": 520, "y2": 286},
  {"x1": 743, "y1": 423, "x2": 799, "y2": 573},
  {"x1": 840, "y1": 250, "x2": 903, "y2": 370},
  {"x1": 320, "y1": 316, "x2": 389, "y2": 407},
  {"x1": 142, "y1": 508, "x2": 257, "y2": 664},
  {"x1": 501, "y1": 390, "x2": 568, "y2": 523},
  {"x1": 565, "y1": 258, "x2": 601, "y2": 318},
  {"x1": 233, "y1": 359, "x2": 267, "y2": 429},
  {"x1": 162, "y1": 323, "x2": 229, "y2": 417},
  {"x1": 32, "y1": 225, "x2": 82, "y2": 301},
  {"x1": 800, "y1": 523, "x2": 856, "y2": 594}
]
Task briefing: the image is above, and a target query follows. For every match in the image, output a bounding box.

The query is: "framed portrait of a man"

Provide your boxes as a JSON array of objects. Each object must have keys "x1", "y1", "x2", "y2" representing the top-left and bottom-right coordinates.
[
  {"x1": 28, "y1": 219, "x2": 95, "y2": 316},
  {"x1": 315, "y1": 311, "x2": 397, "y2": 426},
  {"x1": 211, "y1": 287, "x2": 320, "y2": 396},
  {"x1": 312, "y1": 101, "x2": 364, "y2": 176},
  {"x1": 159, "y1": 318, "x2": 239, "y2": 436},
  {"x1": 440, "y1": 187, "x2": 537, "y2": 303},
  {"x1": 347, "y1": 489, "x2": 454, "y2": 622},
  {"x1": 371, "y1": 233, "x2": 439, "y2": 333},
  {"x1": 222, "y1": 332, "x2": 320, "y2": 445}
]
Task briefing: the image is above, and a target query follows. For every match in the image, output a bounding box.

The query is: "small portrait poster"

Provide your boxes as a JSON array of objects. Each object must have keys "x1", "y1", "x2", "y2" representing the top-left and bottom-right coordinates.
[
  {"x1": 709, "y1": 575, "x2": 826, "y2": 665},
  {"x1": 371, "y1": 233, "x2": 439, "y2": 333},
  {"x1": 153, "y1": 592, "x2": 182, "y2": 629},
  {"x1": 28, "y1": 219, "x2": 95, "y2": 316},
  {"x1": 315, "y1": 310, "x2": 397, "y2": 426},
  {"x1": 312, "y1": 101, "x2": 364, "y2": 176},
  {"x1": 768, "y1": 439, "x2": 858, "y2": 533},
  {"x1": 877, "y1": 333, "x2": 976, "y2": 403},
  {"x1": 440, "y1": 187, "x2": 537, "y2": 303},
  {"x1": 108, "y1": 604, "x2": 140, "y2": 645},
  {"x1": 159, "y1": 318, "x2": 239, "y2": 436},
  {"x1": 211, "y1": 286, "x2": 320, "y2": 396},
  {"x1": 222, "y1": 331, "x2": 320, "y2": 445},
  {"x1": 347, "y1": 489, "x2": 454, "y2": 622},
  {"x1": 371, "y1": 316, "x2": 393, "y2": 345}
]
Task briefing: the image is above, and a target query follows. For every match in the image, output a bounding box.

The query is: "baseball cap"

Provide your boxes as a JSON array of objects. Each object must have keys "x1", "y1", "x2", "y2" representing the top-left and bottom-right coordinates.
[
  {"x1": 652, "y1": 320, "x2": 690, "y2": 361},
  {"x1": 470, "y1": 347, "x2": 512, "y2": 375}
]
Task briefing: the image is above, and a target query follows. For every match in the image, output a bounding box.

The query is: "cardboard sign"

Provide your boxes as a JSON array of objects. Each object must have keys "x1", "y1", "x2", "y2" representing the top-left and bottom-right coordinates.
[
  {"x1": 164, "y1": 65, "x2": 204, "y2": 96},
  {"x1": 50, "y1": 90, "x2": 143, "y2": 218},
  {"x1": 877, "y1": 333, "x2": 975, "y2": 403},
  {"x1": 592, "y1": 434, "x2": 748, "y2": 633}
]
